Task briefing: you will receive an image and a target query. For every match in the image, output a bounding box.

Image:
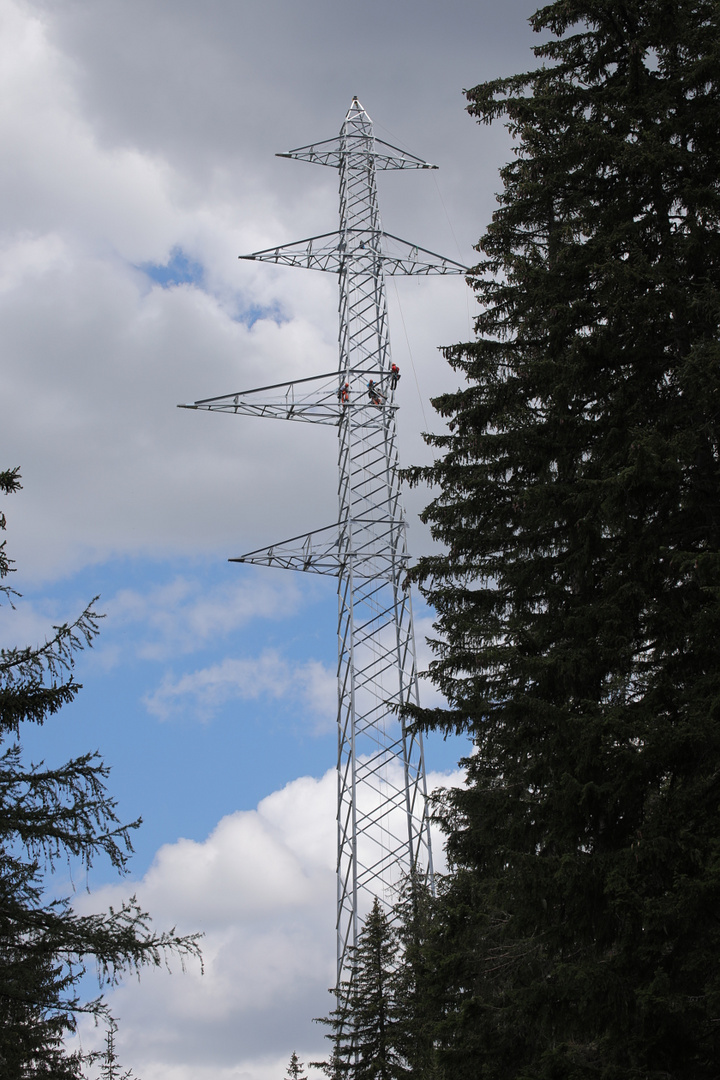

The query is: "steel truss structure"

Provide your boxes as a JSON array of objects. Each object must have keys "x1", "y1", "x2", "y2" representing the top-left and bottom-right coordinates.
[{"x1": 182, "y1": 98, "x2": 465, "y2": 989}]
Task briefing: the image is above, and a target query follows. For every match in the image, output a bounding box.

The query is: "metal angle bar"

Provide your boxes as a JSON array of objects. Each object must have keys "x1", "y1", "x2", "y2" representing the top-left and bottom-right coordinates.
[
  {"x1": 190, "y1": 370, "x2": 340, "y2": 403},
  {"x1": 357, "y1": 841, "x2": 416, "y2": 881},
  {"x1": 356, "y1": 790, "x2": 407, "y2": 820},
  {"x1": 380, "y1": 231, "x2": 468, "y2": 275},
  {"x1": 356, "y1": 704, "x2": 403, "y2": 730},
  {"x1": 354, "y1": 721, "x2": 401, "y2": 748},
  {"x1": 338, "y1": 653, "x2": 352, "y2": 699},
  {"x1": 357, "y1": 847, "x2": 413, "y2": 882},
  {"x1": 355, "y1": 764, "x2": 408, "y2": 794},
  {"x1": 338, "y1": 715, "x2": 353, "y2": 757},
  {"x1": 354, "y1": 722, "x2": 403, "y2": 748},
  {"x1": 350, "y1": 539, "x2": 406, "y2": 567},
  {"x1": 356, "y1": 798, "x2": 418, "y2": 829},
  {"x1": 355, "y1": 769, "x2": 406, "y2": 796},
  {"x1": 356, "y1": 819, "x2": 409, "y2": 854},
  {"x1": 351, "y1": 624, "x2": 399, "y2": 658},
  {"x1": 354, "y1": 704, "x2": 399, "y2": 732},
  {"x1": 355, "y1": 753, "x2": 407, "y2": 777},
  {"x1": 349, "y1": 597, "x2": 400, "y2": 637},
  {"x1": 356, "y1": 755, "x2": 408, "y2": 787},
  {"x1": 338, "y1": 793, "x2": 354, "y2": 842},
  {"x1": 356, "y1": 771, "x2": 409, "y2": 799},
  {"x1": 353, "y1": 655, "x2": 400, "y2": 690},
  {"x1": 355, "y1": 717, "x2": 399, "y2": 746},
  {"x1": 183, "y1": 401, "x2": 342, "y2": 426},
  {"x1": 355, "y1": 705, "x2": 402, "y2": 731},
  {"x1": 350, "y1": 614, "x2": 398, "y2": 647},
  {"x1": 354, "y1": 816, "x2": 410, "y2": 851}
]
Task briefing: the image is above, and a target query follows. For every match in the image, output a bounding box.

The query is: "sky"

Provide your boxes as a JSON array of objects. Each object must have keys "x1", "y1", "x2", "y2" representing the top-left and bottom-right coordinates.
[{"x1": 0, "y1": 0, "x2": 542, "y2": 1077}]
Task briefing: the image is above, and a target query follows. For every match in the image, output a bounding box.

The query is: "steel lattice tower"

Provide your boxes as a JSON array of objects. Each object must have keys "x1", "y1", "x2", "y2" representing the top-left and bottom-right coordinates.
[{"x1": 182, "y1": 98, "x2": 465, "y2": 988}]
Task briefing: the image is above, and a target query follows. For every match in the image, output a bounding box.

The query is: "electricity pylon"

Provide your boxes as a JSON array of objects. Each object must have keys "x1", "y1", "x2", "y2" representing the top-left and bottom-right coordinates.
[{"x1": 181, "y1": 98, "x2": 465, "y2": 989}]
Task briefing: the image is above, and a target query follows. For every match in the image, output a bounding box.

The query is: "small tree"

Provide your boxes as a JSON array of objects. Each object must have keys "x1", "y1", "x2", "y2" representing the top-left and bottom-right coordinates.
[
  {"x1": 314, "y1": 899, "x2": 408, "y2": 1080},
  {"x1": 0, "y1": 469, "x2": 202, "y2": 1076},
  {"x1": 97, "y1": 1021, "x2": 138, "y2": 1080},
  {"x1": 286, "y1": 1051, "x2": 307, "y2": 1080}
]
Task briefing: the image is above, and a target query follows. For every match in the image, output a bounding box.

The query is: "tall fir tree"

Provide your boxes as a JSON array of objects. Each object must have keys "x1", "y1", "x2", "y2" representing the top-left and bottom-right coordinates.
[
  {"x1": 0, "y1": 470, "x2": 201, "y2": 1077},
  {"x1": 405, "y1": 2, "x2": 720, "y2": 1077}
]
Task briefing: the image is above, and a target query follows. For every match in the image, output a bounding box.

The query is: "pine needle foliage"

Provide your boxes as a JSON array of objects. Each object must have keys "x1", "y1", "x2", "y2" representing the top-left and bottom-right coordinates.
[
  {"x1": 0, "y1": 472, "x2": 202, "y2": 1077},
  {"x1": 404, "y1": 2, "x2": 720, "y2": 1077}
]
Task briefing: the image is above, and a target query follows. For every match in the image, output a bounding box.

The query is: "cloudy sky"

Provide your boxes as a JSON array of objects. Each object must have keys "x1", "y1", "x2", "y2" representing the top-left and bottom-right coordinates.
[{"x1": 0, "y1": 1, "x2": 541, "y2": 1077}]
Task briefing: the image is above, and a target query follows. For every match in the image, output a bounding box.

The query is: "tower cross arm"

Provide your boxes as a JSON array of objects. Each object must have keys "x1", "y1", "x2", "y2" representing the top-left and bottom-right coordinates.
[
  {"x1": 230, "y1": 520, "x2": 410, "y2": 579},
  {"x1": 230, "y1": 524, "x2": 341, "y2": 576},
  {"x1": 240, "y1": 231, "x2": 468, "y2": 275},
  {"x1": 277, "y1": 136, "x2": 437, "y2": 171},
  {"x1": 378, "y1": 232, "x2": 468, "y2": 275},
  {"x1": 240, "y1": 232, "x2": 342, "y2": 272},
  {"x1": 178, "y1": 371, "x2": 397, "y2": 427}
]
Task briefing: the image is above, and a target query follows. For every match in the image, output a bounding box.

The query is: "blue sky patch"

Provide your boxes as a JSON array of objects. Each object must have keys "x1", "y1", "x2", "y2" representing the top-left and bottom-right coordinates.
[
  {"x1": 139, "y1": 247, "x2": 205, "y2": 289},
  {"x1": 137, "y1": 250, "x2": 288, "y2": 328},
  {"x1": 9, "y1": 553, "x2": 467, "y2": 880},
  {"x1": 235, "y1": 300, "x2": 287, "y2": 328}
]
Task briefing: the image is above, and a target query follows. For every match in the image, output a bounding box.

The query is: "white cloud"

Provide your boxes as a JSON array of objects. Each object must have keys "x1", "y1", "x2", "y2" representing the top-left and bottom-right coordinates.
[
  {"x1": 0, "y1": 2, "x2": 180, "y2": 261},
  {"x1": 73, "y1": 769, "x2": 337, "y2": 1075},
  {"x1": 0, "y1": 594, "x2": 64, "y2": 651},
  {"x1": 0, "y1": 0, "x2": 494, "y2": 586},
  {"x1": 296, "y1": 659, "x2": 337, "y2": 735},
  {"x1": 143, "y1": 649, "x2": 336, "y2": 728},
  {"x1": 72, "y1": 764, "x2": 463, "y2": 1080},
  {"x1": 104, "y1": 573, "x2": 304, "y2": 661},
  {"x1": 144, "y1": 651, "x2": 290, "y2": 719},
  {"x1": 0, "y1": 0, "x2": 344, "y2": 582},
  {"x1": 0, "y1": 571, "x2": 304, "y2": 660}
]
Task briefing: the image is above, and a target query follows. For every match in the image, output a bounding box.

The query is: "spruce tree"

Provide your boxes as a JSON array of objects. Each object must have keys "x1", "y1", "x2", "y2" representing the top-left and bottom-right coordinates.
[
  {"x1": 314, "y1": 899, "x2": 408, "y2": 1080},
  {"x1": 286, "y1": 1051, "x2": 307, "y2": 1080},
  {"x1": 406, "y1": 2, "x2": 720, "y2": 1077},
  {"x1": 0, "y1": 470, "x2": 201, "y2": 1077},
  {"x1": 97, "y1": 1022, "x2": 138, "y2": 1080}
]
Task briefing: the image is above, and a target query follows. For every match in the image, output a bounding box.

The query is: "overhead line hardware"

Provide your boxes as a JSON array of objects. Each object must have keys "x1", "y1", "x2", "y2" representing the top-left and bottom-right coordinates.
[{"x1": 181, "y1": 96, "x2": 467, "y2": 994}]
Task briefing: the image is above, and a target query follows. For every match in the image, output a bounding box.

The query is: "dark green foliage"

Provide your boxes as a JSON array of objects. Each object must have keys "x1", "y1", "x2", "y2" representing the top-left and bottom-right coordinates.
[
  {"x1": 286, "y1": 1051, "x2": 307, "y2": 1080},
  {"x1": 0, "y1": 468, "x2": 21, "y2": 610},
  {"x1": 0, "y1": 475, "x2": 201, "y2": 1077},
  {"x1": 391, "y1": 878, "x2": 442, "y2": 1080},
  {"x1": 314, "y1": 899, "x2": 409, "y2": 1080},
  {"x1": 97, "y1": 1022, "x2": 138, "y2": 1080},
  {"x1": 405, "y1": 2, "x2": 720, "y2": 1077}
]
